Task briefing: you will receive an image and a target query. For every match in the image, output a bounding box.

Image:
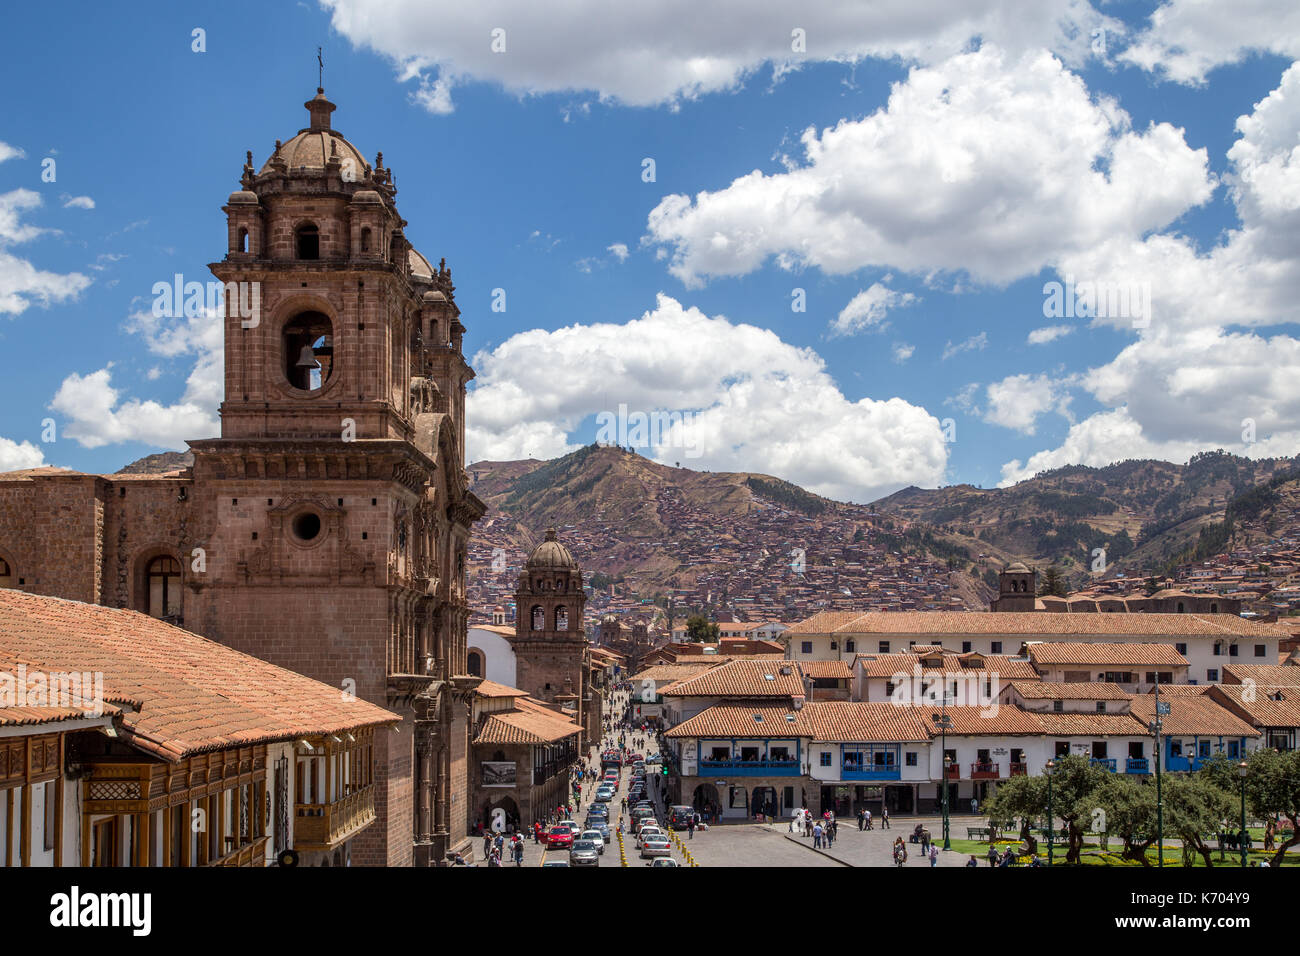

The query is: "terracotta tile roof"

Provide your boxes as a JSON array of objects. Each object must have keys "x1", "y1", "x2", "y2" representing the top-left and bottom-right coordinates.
[
  {"x1": 475, "y1": 679, "x2": 529, "y2": 698},
  {"x1": 1129, "y1": 695, "x2": 1259, "y2": 738},
  {"x1": 1006, "y1": 681, "x2": 1133, "y2": 700},
  {"x1": 786, "y1": 610, "x2": 1291, "y2": 639},
  {"x1": 1222, "y1": 663, "x2": 1300, "y2": 688},
  {"x1": 855, "y1": 652, "x2": 1038, "y2": 680},
  {"x1": 661, "y1": 659, "x2": 805, "y2": 699},
  {"x1": 471, "y1": 624, "x2": 517, "y2": 637},
  {"x1": 665, "y1": 704, "x2": 812, "y2": 739},
  {"x1": 630, "y1": 663, "x2": 720, "y2": 684},
  {"x1": 1207, "y1": 685, "x2": 1300, "y2": 728},
  {"x1": 0, "y1": 591, "x2": 398, "y2": 761},
  {"x1": 1033, "y1": 712, "x2": 1149, "y2": 736},
  {"x1": 799, "y1": 702, "x2": 932, "y2": 742},
  {"x1": 916, "y1": 705, "x2": 1049, "y2": 736},
  {"x1": 0, "y1": 703, "x2": 121, "y2": 727},
  {"x1": 474, "y1": 697, "x2": 581, "y2": 745},
  {"x1": 1027, "y1": 642, "x2": 1188, "y2": 667},
  {"x1": 799, "y1": 660, "x2": 853, "y2": 680},
  {"x1": 1141, "y1": 684, "x2": 1209, "y2": 697}
]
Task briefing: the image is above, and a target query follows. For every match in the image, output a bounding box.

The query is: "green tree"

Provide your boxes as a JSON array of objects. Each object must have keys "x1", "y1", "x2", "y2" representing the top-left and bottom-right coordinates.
[
  {"x1": 1037, "y1": 565, "x2": 1069, "y2": 597},
  {"x1": 1044, "y1": 755, "x2": 1111, "y2": 863},
  {"x1": 984, "y1": 772, "x2": 1045, "y2": 854},
  {"x1": 1203, "y1": 749, "x2": 1300, "y2": 867},
  {"x1": 1143, "y1": 576, "x2": 1160, "y2": 596},
  {"x1": 1164, "y1": 775, "x2": 1234, "y2": 867},
  {"x1": 1085, "y1": 775, "x2": 1158, "y2": 865},
  {"x1": 685, "y1": 614, "x2": 719, "y2": 643}
]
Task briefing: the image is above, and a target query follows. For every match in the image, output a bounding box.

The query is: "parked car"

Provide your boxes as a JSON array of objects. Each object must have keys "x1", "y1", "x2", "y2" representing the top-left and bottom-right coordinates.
[
  {"x1": 668, "y1": 806, "x2": 697, "y2": 830},
  {"x1": 640, "y1": 836, "x2": 672, "y2": 859},
  {"x1": 570, "y1": 839, "x2": 601, "y2": 867}
]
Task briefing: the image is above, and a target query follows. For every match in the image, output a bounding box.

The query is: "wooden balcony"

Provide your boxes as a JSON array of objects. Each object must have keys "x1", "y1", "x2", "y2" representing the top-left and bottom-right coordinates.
[
  {"x1": 295, "y1": 785, "x2": 376, "y2": 852},
  {"x1": 1009, "y1": 762, "x2": 1028, "y2": 776},
  {"x1": 207, "y1": 835, "x2": 269, "y2": 868},
  {"x1": 970, "y1": 762, "x2": 1000, "y2": 780}
]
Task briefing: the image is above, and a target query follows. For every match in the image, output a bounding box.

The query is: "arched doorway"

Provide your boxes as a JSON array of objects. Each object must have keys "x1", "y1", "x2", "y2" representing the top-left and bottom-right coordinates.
[
  {"x1": 752, "y1": 786, "x2": 780, "y2": 819},
  {"x1": 485, "y1": 795, "x2": 521, "y2": 833},
  {"x1": 692, "y1": 783, "x2": 721, "y2": 821}
]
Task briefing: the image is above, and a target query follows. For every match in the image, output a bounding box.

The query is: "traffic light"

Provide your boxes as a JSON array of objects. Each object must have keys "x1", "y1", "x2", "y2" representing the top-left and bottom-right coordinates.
[{"x1": 661, "y1": 763, "x2": 668, "y2": 776}]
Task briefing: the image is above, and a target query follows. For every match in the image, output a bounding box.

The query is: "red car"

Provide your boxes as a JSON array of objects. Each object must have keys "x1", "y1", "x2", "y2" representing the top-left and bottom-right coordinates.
[{"x1": 546, "y1": 825, "x2": 575, "y2": 849}]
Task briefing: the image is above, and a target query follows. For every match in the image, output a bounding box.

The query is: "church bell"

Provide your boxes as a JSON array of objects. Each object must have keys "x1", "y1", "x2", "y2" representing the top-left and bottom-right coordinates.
[{"x1": 295, "y1": 344, "x2": 319, "y2": 368}]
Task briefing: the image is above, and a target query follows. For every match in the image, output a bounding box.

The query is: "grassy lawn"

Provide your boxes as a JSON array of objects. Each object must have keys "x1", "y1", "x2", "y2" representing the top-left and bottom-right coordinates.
[{"x1": 943, "y1": 836, "x2": 1298, "y2": 867}]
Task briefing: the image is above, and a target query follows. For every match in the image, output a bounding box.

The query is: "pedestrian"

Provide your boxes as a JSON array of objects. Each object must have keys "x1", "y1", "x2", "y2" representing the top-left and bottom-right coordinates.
[
  {"x1": 987, "y1": 845, "x2": 999, "y2": 867},
  {"x1": 858, "y1": 808, "x2": 865, "y2": 831},
  {"x1": 483, "y1": 832, "x2": 492, "y2": 858},
  {"x1": 688, "y1": 816, "x2": 695, "y2": 840},
  {"x1": 533, "y1": 821, "x2": 541, "y2": 844},
  {"x1": 865, "y1": 809, "x2": 872, "y2": 831},
  {"x1": 826, "y1": 822, "x2": 835, "y2": 848},
  {"x1": 513, "y1": 839, "x2": 524, "y2": 866},
  {"x1": 921, "y1": 828, "x2": 930, "y2": 855},
  {"x1": 813, "y1": 822, "x2": 824, "y2": 849},
  {"x1": 971, "y1": 797, "x2": 979, "y2": 815},
  {"x1": 966, "y1": 855, "x2": 979, "y2": 868},
  {"x1": 929, "y1": 843, "x2": 939, "y2": 867},
  {"x1": 881, "y1": 807, "x2": 890, "y2": 830}
]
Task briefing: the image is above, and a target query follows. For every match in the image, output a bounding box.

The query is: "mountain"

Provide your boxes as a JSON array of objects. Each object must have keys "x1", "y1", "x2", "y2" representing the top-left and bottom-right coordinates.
[
  {"x1": 113, "y1": 451, "x2": 194, "y2": 474},
  {"x1": 871, "y1": 450, "x2": 1300, "y2": 585},
  {"x1": 467, "y1": 444, "x2": 992, "y2": 620}
]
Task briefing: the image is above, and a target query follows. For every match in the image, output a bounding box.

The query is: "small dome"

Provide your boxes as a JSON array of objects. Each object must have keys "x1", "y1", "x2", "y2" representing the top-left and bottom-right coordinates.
[
  {"x1": 227, "y1": 190, "x2": 258, "y2": 205},
  {"x1": 409, "y1": 248, "x2": 434, "y2": 279},
  {"x1": 1005, "y1": 562, "x2": 1030, "y2": 573},
  {"x1": 422, "y1": 289, "x2": 447, "y2": 304},
  {"x1": 350, "y1": 189, "x2": 382, "y2": 205},
  {"x1": 527, "y1": 527, "x2": 576, "y2": 569},
  {"x1": 261, "y1": 129, "x2": 368, "y2": 176}
]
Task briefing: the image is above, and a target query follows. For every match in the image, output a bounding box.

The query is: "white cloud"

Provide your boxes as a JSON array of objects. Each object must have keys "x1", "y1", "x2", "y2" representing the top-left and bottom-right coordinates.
[
  {"x1": 61, "y1": 195, "x2": 95, "y2": 210},
  {"x1": 829, "y1": 282, "x2": 918, "y2": 337},
  {"x1": 466, "y1": 293, "x2": 948, "y2": 501},
  {"x1": 941, "y1": 331, "x2": 987, "y2": 360},
  {"x1": 1027, "y1": 324, "x2": 1073, "y2": 345},
  {"x1": 322, "y1": 0, "x2": 1117, "y2": 112},
  {"x1": 0, "y1": 142, "x2": 25, "y2": 164},
  {"x1": 607, "y1": 242, "x2": 629, "y2": 262},
  {"x1": 984, "y1": 372, "x2": 1074, "y2": 435},
  {"x1": 1001, "y1": 61, "x2": 1300, "y2": 480},
  {"x1": 0, "y1": 437, "x2": 44, "y2": 472},
  {"x1": 892, "y1": 342, "x2": 915, "y2": 363},
  {"x1": 645, "y1": 46, "x2": 1212, "y2": 287},
  {"x1": 50, "y1": 306, "x2": 222, "y2": 449},
  {"x1": 0, "y1": 188, "x2": 92, "y2": 316},
  {"x1": 945, "y1": 383, "x2": 981, "y2": 416},
  {"x1": 1120, "y1": 0, "x2": 1300, "y2": 84}
]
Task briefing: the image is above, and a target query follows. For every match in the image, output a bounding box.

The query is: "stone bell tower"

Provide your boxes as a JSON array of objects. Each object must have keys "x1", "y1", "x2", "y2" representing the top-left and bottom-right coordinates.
[
  {"x1": 186, "y1": 88, "x2": 485, "y2": 867},
  {"x1": 511, "y1": 529, "x2": 591, "y2": 737},
  {"x1": 992, "y1": 561, "x2": 1037, "y2": 612}
]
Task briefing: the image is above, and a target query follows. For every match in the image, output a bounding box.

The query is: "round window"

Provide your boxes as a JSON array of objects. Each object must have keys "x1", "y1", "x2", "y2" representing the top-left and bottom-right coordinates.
[{"x1": 292, "y1": 512, "x2": 322, "y2": 541}]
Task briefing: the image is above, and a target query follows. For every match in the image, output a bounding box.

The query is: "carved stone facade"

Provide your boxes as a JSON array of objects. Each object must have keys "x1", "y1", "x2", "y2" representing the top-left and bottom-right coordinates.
[{"x1": 0, "y1": 89, "x2": 486, "y2": 866}]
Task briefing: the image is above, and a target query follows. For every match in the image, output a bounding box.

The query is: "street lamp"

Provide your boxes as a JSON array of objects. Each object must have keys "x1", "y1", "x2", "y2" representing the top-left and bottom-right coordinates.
[
  {"x1": 1237, "y1": 761, "x2": 1249, "y2": 869},
  {"x1": 932, "y1": 699, "x2": 953, "y2": 851},
  {"x1": 1045, "y1": 758, "x2": 1056, "y2": 867}
]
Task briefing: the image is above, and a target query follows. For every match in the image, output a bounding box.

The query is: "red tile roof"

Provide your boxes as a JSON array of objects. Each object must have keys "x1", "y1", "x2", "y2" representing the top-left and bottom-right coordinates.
[
  {"x1": 1128, "y1": 695, "x2": 1259, "y2": 738},
  {"x1": 1006, "y1": 681, "x2": 1133, "y2": 700},
  {"x1": 1026, "y1": 642, "x2": 1188, "y2": 666},
  {"x1": 787, "y1": 610, "x2": 1290, "y2": 639},
  {"x1": 661, "y1": 659, "x2": 805, "y2": 699},
  {"x1": 0, "y1": 590, "x2": 398, "y2": 760}
]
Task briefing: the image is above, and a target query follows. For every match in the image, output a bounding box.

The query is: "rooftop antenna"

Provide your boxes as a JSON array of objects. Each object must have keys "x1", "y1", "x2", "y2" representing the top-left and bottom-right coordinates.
[{"x1": 317, "y1": 46, "x2": 324, "y2": 89}]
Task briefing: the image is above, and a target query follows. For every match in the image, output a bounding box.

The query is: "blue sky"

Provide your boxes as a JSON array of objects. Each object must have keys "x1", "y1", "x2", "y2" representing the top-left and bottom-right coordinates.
[{"x1": 1, "y1": 0, "x2": 1298, "y2": 502}]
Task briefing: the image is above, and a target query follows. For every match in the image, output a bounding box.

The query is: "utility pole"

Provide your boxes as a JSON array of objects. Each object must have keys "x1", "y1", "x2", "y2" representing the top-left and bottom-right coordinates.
[{"x1": 1153, "y1": 672, "x2": 1165, "y2": 867}]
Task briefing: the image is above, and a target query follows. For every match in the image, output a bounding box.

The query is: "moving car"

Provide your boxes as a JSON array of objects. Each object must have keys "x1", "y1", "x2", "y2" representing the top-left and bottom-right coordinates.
[
  {"x1": 647, "y1": 857, "x2": 680, "y2": 867},
  {"x1": 579, "y1": 829, "x2": 607, "y2": 854},
  {"x1": 636, "y1": 825, "x2": 665, "y2": 848},
  {"x1": 640, "y1": 836, "x2": 672, "y2": 859},
  {"x1": 594, "y1": 787, "x2": 614, "y2": 803},
  {"x1": 542, "y1": 860, "x2": 570, "y2": 867},
  {"x1": 668, "y1": 806, "x2": 697, "y2": 830},
  {"x1": 570, "y1": 839, "x2": 601, "y2": 867},
  {"x1": 545, "y1": 825, "x2": 574, "y2": 849}
]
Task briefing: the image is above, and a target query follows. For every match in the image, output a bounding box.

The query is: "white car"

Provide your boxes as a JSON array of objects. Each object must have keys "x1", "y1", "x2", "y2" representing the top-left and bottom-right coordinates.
[
  {"x1": 647, "y1": 857, "x2": 681, "y2": 867},
  {"x1": 579, "y1": 829, "x2": 606, "y2": 854}
]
